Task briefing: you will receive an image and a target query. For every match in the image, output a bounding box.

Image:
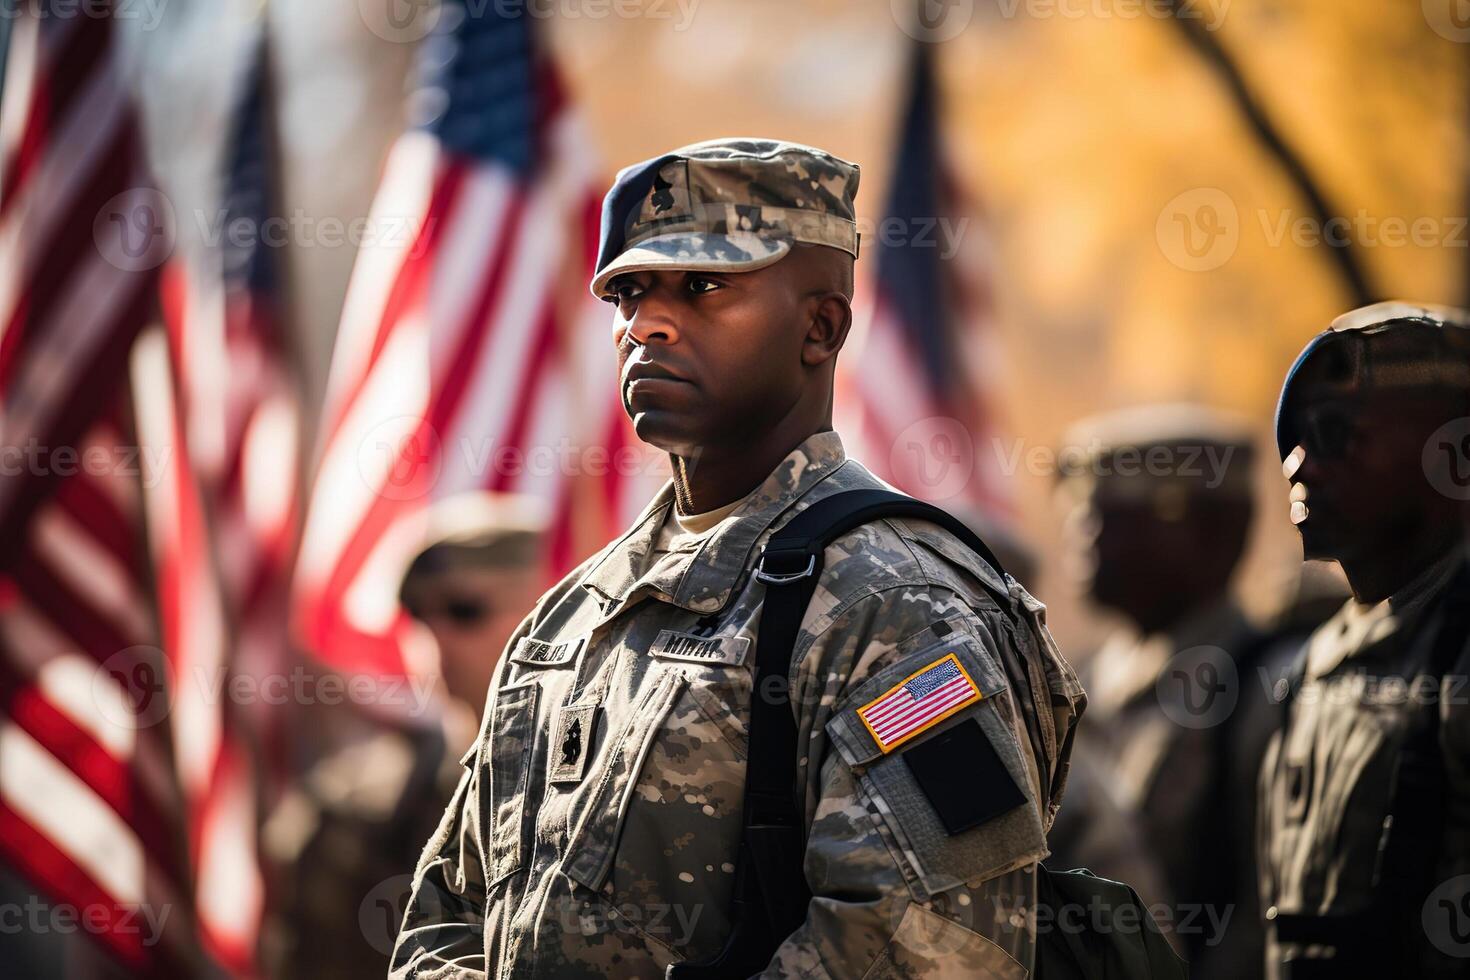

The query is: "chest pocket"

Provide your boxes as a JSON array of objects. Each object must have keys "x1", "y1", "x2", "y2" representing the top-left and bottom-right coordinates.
[
  {"x1": 563, "y1": 667, "x2": 689, "y2": 891},
  {"x1": 1269, "y1": 673, "x2": 1412, "y2": 914},
  {"x1": 481, "y1": 682, "x2": 539, "y2": 886},
  {"x1": 562, "y1": 630, "x2": 754, "y2": 961},
  {"x1": 476, "y1": 634, "x2": 587, "y2": 885},
  {"x1": 825, "y1": 633, "x2": 1048, "y2": 900},
  {"x1": 650, "y1": 627, "x2": 754, "y2": 754}
]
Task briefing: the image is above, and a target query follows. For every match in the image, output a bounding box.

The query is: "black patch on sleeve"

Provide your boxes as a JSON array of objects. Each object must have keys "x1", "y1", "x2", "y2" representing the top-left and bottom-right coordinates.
[{"x1": 903, "y1": 719, "x2": 1026, "y2": 835}]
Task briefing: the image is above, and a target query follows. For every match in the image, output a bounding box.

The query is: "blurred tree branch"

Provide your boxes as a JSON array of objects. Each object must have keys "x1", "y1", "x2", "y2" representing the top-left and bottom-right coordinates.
[{"x1": 1163, "y1": 0, "x2": 1377, "y2": 307}]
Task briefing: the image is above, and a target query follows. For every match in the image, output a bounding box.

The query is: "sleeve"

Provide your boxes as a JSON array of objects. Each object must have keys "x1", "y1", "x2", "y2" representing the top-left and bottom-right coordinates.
[
  {"x1": 759, "y1": 587, "x2": 1049, "y2": 980},
  {"x1": 390, "y1": 609, "x2": 536, "y2": 980},
  {"x1": 388, "y1": 759, "x2": 490, "y2": 980}
]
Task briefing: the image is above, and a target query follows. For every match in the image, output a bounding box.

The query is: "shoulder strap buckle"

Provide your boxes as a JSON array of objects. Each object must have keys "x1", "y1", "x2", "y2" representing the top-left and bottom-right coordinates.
[{"x1": 753, "y1": 552, "x2": 816, "y2": 585}]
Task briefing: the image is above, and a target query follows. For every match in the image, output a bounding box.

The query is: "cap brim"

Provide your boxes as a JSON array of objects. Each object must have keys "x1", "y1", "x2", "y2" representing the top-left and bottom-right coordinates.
[{"x1": 590, "y1": 232, "x2": 791, "y2": 298}]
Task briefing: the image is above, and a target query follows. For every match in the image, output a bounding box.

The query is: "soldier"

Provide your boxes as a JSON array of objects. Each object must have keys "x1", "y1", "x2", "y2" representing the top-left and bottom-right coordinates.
[
  {"x1": 1052, "y1": 404, "x2": 1261, "y2": 975},
  {"x1": 1259, "y1": 302, "x2": 1470, "y2": 979},
  {"x1": 391, "y1": 138, "x2": 1084, "y2": 978}
]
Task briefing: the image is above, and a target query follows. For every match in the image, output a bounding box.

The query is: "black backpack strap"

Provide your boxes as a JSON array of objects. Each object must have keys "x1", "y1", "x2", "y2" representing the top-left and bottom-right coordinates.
[{"x1": 669, "y1": 489, "x2": 1007, "y2": 979}]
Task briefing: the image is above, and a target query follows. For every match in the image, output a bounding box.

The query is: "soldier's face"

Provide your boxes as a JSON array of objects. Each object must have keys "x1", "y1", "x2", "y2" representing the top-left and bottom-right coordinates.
[
  {"x1": 606, "y1": 261, "x2": 822, "y2": 456},
  {"x1": 1064, "y1": 488, "x2": 1194, "y2": 611},
  {"x1": 1284, "y1": 385, "x2": 1461, "y2": 563},
  {"x1": 406, "y1": 566, "x2": 542, "y2": 715}
]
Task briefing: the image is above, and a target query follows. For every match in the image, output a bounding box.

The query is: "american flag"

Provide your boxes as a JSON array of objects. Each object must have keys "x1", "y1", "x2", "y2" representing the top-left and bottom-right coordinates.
[
  {"x1": 0, "y1": 5, "x2": 194, "y2": 976},
  {"x1": 293, "y1": 1, "x2": 627, "y2": 682},
  {"x1": 136, "y1": 35, "x2": 300, "y2": 974},
  {"x1": 184, "y1": 36, "x2": 301, "y2": 761},
  {"x1": 858, "y1": 654, "x2": 981, "y2": 752},
  {"x1": 133, "y1": 324, "x2": 263, "y2": 976},
  {"x1": 843, "y1": 43, "x2": 1007, "y2": 515}
]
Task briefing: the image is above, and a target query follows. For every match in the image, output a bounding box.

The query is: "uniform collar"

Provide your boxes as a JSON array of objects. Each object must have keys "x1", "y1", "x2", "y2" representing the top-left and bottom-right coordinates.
[
  {"x1": 1304, "y1": 547, "x2": 1467, "y2": 680},
  {"x1": 578, "y1": 430, "x2": 850, "y2": 617}
]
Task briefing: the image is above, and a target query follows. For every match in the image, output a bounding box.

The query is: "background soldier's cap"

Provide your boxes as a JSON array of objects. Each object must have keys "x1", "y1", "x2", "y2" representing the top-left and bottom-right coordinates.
[
  {"x1": 1057, "y1": 403, "x2": 1256, "y2": 508},
  {"x1": 1274, "y1": 301, "x2": 1470, "y2": 459},
  {"x1": 398, "y1": 492, "x2": 548, "y2": 600},
  {"x1": 590, "y1": 137, "x2": 861, "y2": 299}
]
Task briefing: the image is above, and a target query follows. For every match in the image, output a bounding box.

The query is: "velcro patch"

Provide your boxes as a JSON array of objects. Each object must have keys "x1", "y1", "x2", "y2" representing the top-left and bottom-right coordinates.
[
  {"x1": 857, "y1": 652, "x2": 982, "y2": 754},
  {"x1": 649, "y1": 630, "x2": 749, "y2": 668},
  {"x1": 903, "y1": 719, "x2": 1026, "y2": 835},
  {"x1": 511, "y1": 635, "x2": 585, "y2": 667}
]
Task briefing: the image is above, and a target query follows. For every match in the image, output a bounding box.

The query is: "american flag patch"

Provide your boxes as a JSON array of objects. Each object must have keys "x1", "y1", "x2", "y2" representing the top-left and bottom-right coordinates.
[{"x1": 858, "y1": 653, "x2": 982, "y2": 753}]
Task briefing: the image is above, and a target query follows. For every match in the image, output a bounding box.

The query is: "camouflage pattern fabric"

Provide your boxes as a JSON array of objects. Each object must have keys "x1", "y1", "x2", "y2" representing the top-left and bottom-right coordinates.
[
  {"x1": 391, "y1": 431, "x2": 1084, "y2": 979},
  {"x1": 591, "y1": 138, "x2": 860, "y2": 298}
]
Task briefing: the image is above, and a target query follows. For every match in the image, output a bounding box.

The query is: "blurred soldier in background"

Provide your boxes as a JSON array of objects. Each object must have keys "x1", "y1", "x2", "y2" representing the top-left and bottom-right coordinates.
[
  {"x1": 398, "y1": 495, "x2": 549, "y2": 753},
  {"x1": 264, "y1": 495, "x2": 545, "y2": 980},
  {"x1": 1259, "y1": 303, "x2": 1470, "y2": 980},
  {"x1": 1052, "y1": 404, "x2": 1264, "y2": 975}
]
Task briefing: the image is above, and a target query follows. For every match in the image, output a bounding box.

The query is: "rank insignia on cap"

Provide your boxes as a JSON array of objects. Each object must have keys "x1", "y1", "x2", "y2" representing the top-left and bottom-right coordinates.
[{"x1": 858, "y1": 653, "x2": 982, "y2": 754}]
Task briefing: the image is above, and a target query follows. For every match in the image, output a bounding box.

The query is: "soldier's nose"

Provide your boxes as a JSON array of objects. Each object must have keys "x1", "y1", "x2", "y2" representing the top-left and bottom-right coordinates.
[{"x1": 625, "y1": 307, "x2": 678, "y2": 346}]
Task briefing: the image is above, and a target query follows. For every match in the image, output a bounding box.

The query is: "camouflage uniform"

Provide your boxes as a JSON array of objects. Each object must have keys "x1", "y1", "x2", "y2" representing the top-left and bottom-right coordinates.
[
  {"x1": 264, "y1": 724, "x2": 458, "y2": 980},
  {"x1": 1081, "y1": 600, "x2": 1257, "y2": 900},
  {"x1": 391, "y1": 431, "x2": 1084, "y2": 978}
]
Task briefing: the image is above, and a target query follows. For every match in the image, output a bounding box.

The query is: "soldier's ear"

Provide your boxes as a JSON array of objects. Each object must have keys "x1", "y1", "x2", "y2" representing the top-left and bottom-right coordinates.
[{"x1": 801, "y1": 291, "x2": 851, "y2": 367}]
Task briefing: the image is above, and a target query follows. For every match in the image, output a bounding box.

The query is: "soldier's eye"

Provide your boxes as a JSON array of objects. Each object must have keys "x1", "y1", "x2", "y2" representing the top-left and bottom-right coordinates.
[
  {"x1": 608, "y1": 278, "x2": 644, "y2": 303},
  {"x1": 1301, "y1": 405, "x2": 1357, "y2": 460},
  {"x1": 687, "y1": 276, "x2": 723, "y2": 294}
]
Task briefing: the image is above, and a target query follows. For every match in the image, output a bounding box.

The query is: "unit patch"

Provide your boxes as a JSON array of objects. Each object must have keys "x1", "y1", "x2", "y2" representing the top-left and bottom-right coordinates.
[{"x1": 549, "y1": 703, "x2": 599, "y2": 785}]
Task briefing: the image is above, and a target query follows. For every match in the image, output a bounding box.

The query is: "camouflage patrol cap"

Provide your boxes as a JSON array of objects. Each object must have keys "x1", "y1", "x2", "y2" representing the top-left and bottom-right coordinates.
[
  {"x1": 590, "y1": 137, "x2": 861, "y2": 299},
  {"x1": 1274, "y1": 301, "x2": 1470, "y2": 459}
]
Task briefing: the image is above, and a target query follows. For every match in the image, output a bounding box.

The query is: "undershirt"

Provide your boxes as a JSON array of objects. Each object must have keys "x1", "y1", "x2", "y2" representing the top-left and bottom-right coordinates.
[{"x1": 651, "y1": 488, "x2": 755, "y2": 556}]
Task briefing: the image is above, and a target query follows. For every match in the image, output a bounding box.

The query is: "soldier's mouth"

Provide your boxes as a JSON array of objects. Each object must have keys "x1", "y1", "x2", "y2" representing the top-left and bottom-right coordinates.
[
  {"x1": 622, "y1": 355, "x2": 693, "y2": 388},
  {"x1": 624, "y1": 376, "x2": 692, "y2": 410}
]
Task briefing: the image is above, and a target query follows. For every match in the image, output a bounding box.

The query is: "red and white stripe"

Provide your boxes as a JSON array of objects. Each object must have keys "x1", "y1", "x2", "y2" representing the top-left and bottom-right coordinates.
[
  {"x1": 0, "y1": 10, "x2": 159, "y2": 549},
  {"x1": 146, "y1": 206, "x2": 299, "y2": 975},
  {"x1": 0, "y1": 408, "x2": 195, "y2": 975},
  {"x1": 845, "y1": 280, "x2": 1010, "y2": 517},
  {"x1": 860, "y1": 658, "x2": 980, "y2": 750},
  {"x1": 132, "y1": 323, "x2": 266, "y2": 975},
  {"x1": 866, "y1": 676, "x2": 976, "y2": 744},
  {"x1": 160, "y1": 252, "x2": 300, "y2": 755},
  {"x1": 0, "y1": 6, "x2": 198, "y2": 974},
  {"x1": 294, "y1": 89, "x2": 623, "y2": 682}
]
